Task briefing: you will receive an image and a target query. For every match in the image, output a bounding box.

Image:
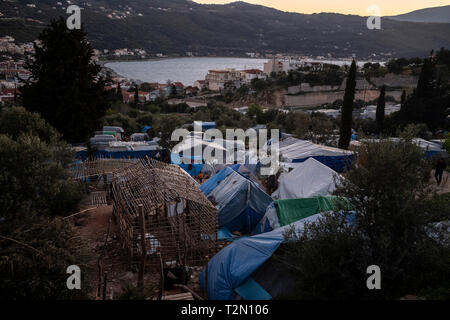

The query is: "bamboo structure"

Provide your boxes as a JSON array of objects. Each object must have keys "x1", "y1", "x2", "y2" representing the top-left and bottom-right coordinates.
[
  {"x1": 111, "y1": 159, "x2": 218, "y2": 271},
  {"x1": 71, "y1": 159, "x2": 139, "y2": 182}
]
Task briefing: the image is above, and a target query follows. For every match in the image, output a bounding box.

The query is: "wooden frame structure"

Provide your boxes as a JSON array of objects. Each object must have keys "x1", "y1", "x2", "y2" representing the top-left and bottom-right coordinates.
[{"x1": 111, "y1": 159, "x2": 218, "y2": 270}]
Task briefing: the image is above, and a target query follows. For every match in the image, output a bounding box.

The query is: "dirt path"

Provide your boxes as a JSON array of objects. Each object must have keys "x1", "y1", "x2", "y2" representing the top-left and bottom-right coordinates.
[{"x1": 431, "y1": 170, "x2": 450, "y2": 194}]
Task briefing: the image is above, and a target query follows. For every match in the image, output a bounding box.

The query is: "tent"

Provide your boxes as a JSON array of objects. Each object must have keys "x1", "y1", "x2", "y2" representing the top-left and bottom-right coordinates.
[
  {"x1": 200, "y1": 167, "x2": 273, "y2": 235},
  {"x1": 200, "y1": 206, "x2": 356, "y2": 300},
  {"x1": 272, "y1": 158, "x2": 341, "y2": 200},
  {"x1": 253, "y1": 196, "x2": 351, "y2": 234},
  {"x1": 352, "y1": 138, "x2": 443, "y2": 158},
  {"x1": 272, "y1": 137, "x2": 353, "y2": 173},
  {"x1": 199, "y1": 213, "x2": 323, "y2": 300}
]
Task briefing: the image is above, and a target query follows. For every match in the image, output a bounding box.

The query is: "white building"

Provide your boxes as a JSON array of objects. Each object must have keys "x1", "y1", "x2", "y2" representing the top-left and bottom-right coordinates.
[
  {"x1": 241, "y1": 69, "x2": 266, "y2": 85},
  {"x1": 263, "y1": 58, "x2": 290, "y2": 75},
  {"x1": 205, "y1": 69, "x2": 242, "y2": 91}
]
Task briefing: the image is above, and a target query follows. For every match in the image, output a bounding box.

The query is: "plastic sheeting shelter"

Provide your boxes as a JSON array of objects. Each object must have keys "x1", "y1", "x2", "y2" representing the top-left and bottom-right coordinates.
[
  {"x1": 272, "y1": 158, "x2": 340, "y2": 200},
  {"x1": 75, "y1": 148, "x2": 164, "y2": 161},
  {"x1": 200, "y1": 213, "x2": 322, "y2": 300},
  {"x1": 200, "y1": 167, "x2": 273, "y2": 235},
  {"x1": 254, "y1": 196, "x2": 351, "y2": 234},
  {"x1": 352, "y1": 138, "x2": 443, "y2": 158},
  {"x1": 274, "y1": 137, "x2": 353, "y2": 173}
]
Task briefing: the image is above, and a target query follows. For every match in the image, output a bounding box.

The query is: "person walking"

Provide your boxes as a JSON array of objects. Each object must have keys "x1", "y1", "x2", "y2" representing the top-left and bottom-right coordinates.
[{"x1": 435, "y1": 158, "x2": 447, "y2": 186}]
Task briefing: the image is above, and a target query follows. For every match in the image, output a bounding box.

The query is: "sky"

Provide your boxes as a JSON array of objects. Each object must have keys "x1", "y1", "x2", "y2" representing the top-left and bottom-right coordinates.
[{"x1": 193, "y1": 0, "x2": 450, "y2": 16}]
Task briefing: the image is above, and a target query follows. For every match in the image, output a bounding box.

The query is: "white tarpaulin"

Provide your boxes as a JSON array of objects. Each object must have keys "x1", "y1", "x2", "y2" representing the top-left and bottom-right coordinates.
[
  {"x1": 274, "y1": 137, "x2": 353, "y2": 162},
  {"x1": 272, "y1": 158, "x2": 341, "y2": 200}
]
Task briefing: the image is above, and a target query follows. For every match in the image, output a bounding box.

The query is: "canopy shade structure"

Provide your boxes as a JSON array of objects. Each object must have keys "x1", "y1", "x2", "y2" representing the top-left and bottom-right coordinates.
[
  {"x1": 200, "y1": 167, "x2": 273, "y2": 235},
  {"x1": 272, "y1": 158, "x2": 342, "y2": 200},
  {"x1": 270, "y1": 137, "x2": 354, "y2": 173}
]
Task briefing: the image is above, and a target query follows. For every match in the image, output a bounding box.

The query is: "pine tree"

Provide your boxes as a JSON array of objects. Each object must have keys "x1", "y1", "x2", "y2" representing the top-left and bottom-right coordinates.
[
  {"x1": 338, "y1": 60, "x2": 357, "y2": 150},
  {"x1": 20, "y1": 18, "x2": 109, "y2": 143},
  {"x1": 376, "y1": 85, "x2": 386, "y2": 133}
]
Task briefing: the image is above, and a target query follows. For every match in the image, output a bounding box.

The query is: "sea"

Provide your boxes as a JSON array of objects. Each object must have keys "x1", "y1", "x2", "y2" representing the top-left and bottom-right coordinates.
[
  {"x1": 105, "y1": 57, "x2": 379, "y2": 86},
  {"x1": 105, "y1": 57, "x2": 268, "y2": 86}
]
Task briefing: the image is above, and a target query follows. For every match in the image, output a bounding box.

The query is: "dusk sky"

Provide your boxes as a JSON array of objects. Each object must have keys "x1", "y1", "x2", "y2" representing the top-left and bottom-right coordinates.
[{"x1": 194, "y1": 0, "x2": 450, "y2": 16}]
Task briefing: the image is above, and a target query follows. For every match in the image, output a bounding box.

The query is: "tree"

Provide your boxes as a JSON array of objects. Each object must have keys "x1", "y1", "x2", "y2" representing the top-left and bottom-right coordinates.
[
  {"x1": 400, "y1": 90, "x2": 406, "y2": 113},
  {"x1": 338, "y1": 60, "x2": 357, "y2": 150},
  {"x1": 0, "y1": 107, "x2": 90, "y2": 299},
  {"x1": 0, "y1": 109, "x2": 82, "y2": 224},
  {"x1": 276, "y1": 139, "x2": 450, "y2": 300},
  {"x1": 134, "y1": 84, "x2": 139, "y2": 106},
  {"x1": 376, "y1": 85, "x2": 386, "y2": 133},
  {"x1": 116, "y1": 83, "x2": 123, "y2": 102},
  {"x1": 20, "y1": 18, "x2": 109, "y2": 143}
]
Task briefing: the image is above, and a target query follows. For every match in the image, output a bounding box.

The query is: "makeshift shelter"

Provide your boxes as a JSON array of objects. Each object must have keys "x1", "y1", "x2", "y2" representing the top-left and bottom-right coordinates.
[
  {"x1": 272, "y1": 158, "x2": 341, "y2": 200},
  {"x1": 200, "y1": 167, "x2": 273, "y2": 235},
  {"x1": 201, "y1": 206, "x2": 356, "y2": 300},
  {"x1": 351, "y1": 138, "x2": 443, "y2": 158},
  {"x1": 171, "y1": 137, "x2": 247, "y2": 177},
  {"x1": 200, "y1": 213, "x2": 322, "y2": 300},
  {"x1": 254, "y1": 196, "x2": 352, "y2": 234},
  {"x1": 273, "y1": 137, "x2": 353, "y2": 173},
  {"x1": 111, "y1": 160, "x2": 217, "y2": 270}
]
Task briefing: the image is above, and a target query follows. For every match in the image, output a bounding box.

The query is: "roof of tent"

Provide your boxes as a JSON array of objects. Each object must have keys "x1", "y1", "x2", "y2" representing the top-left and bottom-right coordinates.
[
  {"x1": 277, "y1": 137, "x2": 353, "y2": 162},
  {"x1": 253, "y1": 196, "x2": 351, "y2": 235},
  {"x1": 200, "y1": 213, "x2": 323, "y2": 300},
  {"x1": 276, "y1": 196, "x2": 351, "y2": 227},
  {"x1": 200, "y1": 167, "x2": 272, "y2": 234},
  {"x1": 272, "y1": 158, "x2": 341, "y2": 200}
]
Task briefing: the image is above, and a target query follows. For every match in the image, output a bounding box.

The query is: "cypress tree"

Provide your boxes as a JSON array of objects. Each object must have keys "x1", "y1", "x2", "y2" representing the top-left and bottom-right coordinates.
[
  {"x1": 338, "y1": 60, "x2": 357, "y2": 150},
  {"x1": 376, "y1": 85, "x2": 386, "y2": 133},
  {"x1": 20, "y1": 18, "x2": 109, "y2": 143},
  {"x1": 134, "y1": 85, "x2": 139, "y2": 106},
  {"x1": 116, "y1": 83, "x2": 123, "y2": 102}
]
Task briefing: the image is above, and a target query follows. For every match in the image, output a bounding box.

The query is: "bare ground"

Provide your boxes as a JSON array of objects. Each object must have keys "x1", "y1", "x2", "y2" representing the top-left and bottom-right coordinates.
[{"x1": 72, "y1": 200, "x2": 204, "y2": 300}]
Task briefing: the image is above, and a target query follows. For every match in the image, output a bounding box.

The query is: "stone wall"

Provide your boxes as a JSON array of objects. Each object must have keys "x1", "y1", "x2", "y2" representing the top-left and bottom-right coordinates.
[{"x1": 285, "y1": 89, "x2": 403, "y2": 108}]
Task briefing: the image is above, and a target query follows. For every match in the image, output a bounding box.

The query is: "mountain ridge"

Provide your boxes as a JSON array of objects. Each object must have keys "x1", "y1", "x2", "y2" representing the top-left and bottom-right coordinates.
[
  {"x1": 0, "y1": 1, "x2": 449, "y2": 58},
  {"x1": 387, "y1": 5, "x2": 450, "y2": 24}
]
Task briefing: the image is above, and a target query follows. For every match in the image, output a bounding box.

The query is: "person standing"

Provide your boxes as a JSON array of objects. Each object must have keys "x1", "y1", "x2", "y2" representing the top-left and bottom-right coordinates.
[{"x1": 435, "y1": 158, "x2": 447, "y2": 186}]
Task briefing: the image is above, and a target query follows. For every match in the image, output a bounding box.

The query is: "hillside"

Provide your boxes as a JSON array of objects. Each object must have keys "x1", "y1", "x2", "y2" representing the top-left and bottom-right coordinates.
[
  {"x1": 387, "y1": 5, "x2": 450, "y2": 23},
  {"x1": 0, "y1": 0, "x2": 450, "y2": 58}
]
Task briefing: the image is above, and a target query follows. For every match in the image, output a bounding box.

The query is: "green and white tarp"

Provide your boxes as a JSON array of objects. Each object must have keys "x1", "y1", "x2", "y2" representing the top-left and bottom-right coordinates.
[{"x1": 254, "y1": 196, "x2": 352, "y2": 234}]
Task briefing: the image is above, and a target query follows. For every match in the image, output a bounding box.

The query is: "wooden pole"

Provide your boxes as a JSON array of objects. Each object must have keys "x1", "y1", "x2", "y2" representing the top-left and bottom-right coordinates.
[
  {"x1": 204, "y1": 255, "x2": 209, "y2": 300},
  {"x1": 97, "y1": 263, "x2": 102, "y2": 299},
  {"x1": 158, "y1": 252, "x2": 164, "y2": 300},
  {"x1": 137, "y1": 204, "x2": 146, "y2": 289},
  {"x1": 102, "y1": 272, "x2": 108, "y2": 300}
]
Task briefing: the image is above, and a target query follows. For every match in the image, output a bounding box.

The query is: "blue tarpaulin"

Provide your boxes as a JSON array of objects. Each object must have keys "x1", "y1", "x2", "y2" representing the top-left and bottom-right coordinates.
[
  {"x1": 75, "y1": 149, "x2": 163, "y2": 161},
  {"x1": 171, "y1": 153, "x2": 204, "y2": 176},
  {"x1": 199, "y1": 213, "x2": 322, "y2": 300},
  {"x1": 200, "y1": 167, "x2": 273, "y2": 235}
]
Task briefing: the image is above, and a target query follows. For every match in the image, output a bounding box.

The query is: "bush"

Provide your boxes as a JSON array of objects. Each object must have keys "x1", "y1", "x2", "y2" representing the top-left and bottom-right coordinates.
[
  {"x1": 276, "y1": 139, "x2": 450, "y2": 300},
  {"x1": 0, "y1": 217, "x2": 92, "y2": 300}
]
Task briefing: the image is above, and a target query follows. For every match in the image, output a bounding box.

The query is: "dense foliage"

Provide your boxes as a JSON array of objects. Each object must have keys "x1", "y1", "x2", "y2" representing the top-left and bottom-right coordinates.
[
  {"x1": 275, "y1": 139, "x2": 450, "y2": 300},
  {"x1": 0, "y1": 107, "x2": 89, "y2": 300},
  {"x1": 20, "y1": 18, "x2": 109, "y2": 143}
]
